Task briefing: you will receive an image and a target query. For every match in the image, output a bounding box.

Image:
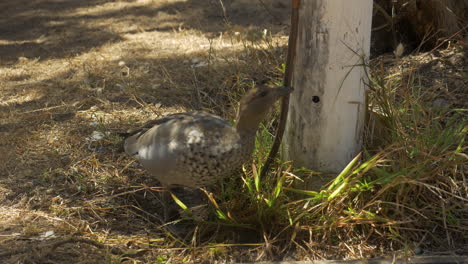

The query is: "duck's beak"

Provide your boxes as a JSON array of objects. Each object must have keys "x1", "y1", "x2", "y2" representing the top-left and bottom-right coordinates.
[{"x1": 276, "y1": 86, "x2": 294, "y2": 96}]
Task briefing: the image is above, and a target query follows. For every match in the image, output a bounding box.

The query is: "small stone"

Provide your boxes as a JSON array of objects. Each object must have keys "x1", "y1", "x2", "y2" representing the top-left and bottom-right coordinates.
[
  {"x1": 87, "y1": 131, "x2": 105, "y2": 141},
  {"x1": 95, "y1": 146, "x2": 108, "y2": 153},
  {"x1": 192, "y1": 61, "x2": 208, "y2": 68},
  {"x1": 95, "y1": 87, "x2": 103, "y2": 96},
  {"x1": 394, "y1": 43, "x2": 405, "y2": 58},
  {"x1": 31, "y1": 180, "x2": 41, "y2": 186},
  {"x1": 40, "y1": 231, "x2": 56, "y2": 239},
  {"x1": 431, "y1": 61, "x2": 444, "y2": 71},
  {"x1": 116, "y1": 84, "x2": 127, "y2": 91},
  {"x1": 414, "y1": 247, "x2": 424, "y2": 255},
  {"x1": 18, "y1": 57, "x2": 29, "y2": 63},
  {"x1": 449, "y1": 53, "x2": 464, "y2": 66},
  {"x1": 432, "y1": 98, "x2": 449, "y2": 108},
  {"x1": 118, "y1": 61, "x2": 126, "y2": 67}
]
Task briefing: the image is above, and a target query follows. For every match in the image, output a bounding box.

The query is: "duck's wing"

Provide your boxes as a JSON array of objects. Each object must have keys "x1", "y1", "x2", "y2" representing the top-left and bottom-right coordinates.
[
  {"x1": 124, "y1": 112, "x2": 193, "y2": 156},
  {"x1": 123, "y1": 113, "x2": 189, "y2": 140},
  {"x1": 124, "y1": 111, "x2": 234, "y2": 162},
  {"x1": 124, "y1": 111, "x2": 245, "y2": 187}
]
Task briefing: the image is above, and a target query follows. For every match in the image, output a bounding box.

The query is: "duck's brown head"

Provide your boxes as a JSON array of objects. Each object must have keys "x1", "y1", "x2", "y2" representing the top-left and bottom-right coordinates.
[{"x1": 236, "y1": 85, "x2": 293, "y2": 132}]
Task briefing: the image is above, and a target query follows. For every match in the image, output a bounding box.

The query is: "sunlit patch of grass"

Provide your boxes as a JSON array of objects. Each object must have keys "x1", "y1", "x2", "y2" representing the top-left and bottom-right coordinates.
[{"x1": 199, "y1": 53, "x2": 467, "y2": 259}]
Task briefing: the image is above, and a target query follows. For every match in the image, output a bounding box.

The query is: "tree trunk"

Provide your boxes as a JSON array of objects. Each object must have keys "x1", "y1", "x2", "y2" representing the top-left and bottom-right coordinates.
[{"x1": 282, "y1": 0, "x2": 373, "y2": 173}]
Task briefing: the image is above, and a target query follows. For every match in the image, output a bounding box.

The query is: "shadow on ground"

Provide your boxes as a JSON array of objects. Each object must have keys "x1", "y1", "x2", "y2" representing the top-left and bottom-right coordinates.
[{"x1": 0, "y1": 0, "x2": 289, "y2": 65}]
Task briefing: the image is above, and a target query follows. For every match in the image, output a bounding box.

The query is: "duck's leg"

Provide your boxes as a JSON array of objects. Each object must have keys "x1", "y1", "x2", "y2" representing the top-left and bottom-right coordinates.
[{"x1": 161, "y1": 183, "x2": 172, "y2": 222}]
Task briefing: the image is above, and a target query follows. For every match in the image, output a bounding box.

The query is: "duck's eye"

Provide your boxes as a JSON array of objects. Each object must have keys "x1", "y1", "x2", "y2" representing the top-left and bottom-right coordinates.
[{"x1": 259, "y1": 91, "x2": 268, "y2": 97}]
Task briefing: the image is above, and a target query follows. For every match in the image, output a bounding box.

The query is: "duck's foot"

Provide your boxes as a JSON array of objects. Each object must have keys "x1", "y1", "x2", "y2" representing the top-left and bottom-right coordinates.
[{"x1": 171, "y1": 187, "x2": 211, "y2": 222}]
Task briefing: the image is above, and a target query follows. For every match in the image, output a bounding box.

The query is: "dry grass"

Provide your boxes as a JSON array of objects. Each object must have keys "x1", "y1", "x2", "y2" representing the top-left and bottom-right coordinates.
[
  {"x1": 0, "y1": 0, "x2": 467, "y2": 263},
  {"x1": 371, "y1": 0, "x2": 467, "y2": 55}
]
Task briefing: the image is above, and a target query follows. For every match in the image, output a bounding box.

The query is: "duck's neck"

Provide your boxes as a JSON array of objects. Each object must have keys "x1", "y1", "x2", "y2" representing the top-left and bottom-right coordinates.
[
  {"x1": 237, "y1": 128, "x2": 257, "y2": 159},
  {"x1": 236, "y1": 119, "x2": 259, "y2": 156},
  {"x1": 237, "y1": 127, "x2": 257, "y2": 140},
  {"x1": 236, "y1": 112, "x2": 263, "y2": 134},
  {"x1": 236, "y1": 123, "x2": 259, "y2": 135}
]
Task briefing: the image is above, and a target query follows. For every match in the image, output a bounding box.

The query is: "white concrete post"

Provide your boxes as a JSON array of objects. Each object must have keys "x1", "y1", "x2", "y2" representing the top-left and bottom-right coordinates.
[{"x1": 282, "y1": 0, "x2": 373, "y2": 172}]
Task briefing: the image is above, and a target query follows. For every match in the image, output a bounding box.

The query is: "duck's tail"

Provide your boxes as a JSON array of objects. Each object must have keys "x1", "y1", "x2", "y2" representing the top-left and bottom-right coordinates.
[{"x1": 123, "y1": 132, "x2": 143, "y2": 156}]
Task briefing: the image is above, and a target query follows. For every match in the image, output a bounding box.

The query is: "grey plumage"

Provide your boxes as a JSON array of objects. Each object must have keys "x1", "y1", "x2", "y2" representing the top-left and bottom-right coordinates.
[{"x1": 125, "y1": 111, "x2": 250, "y2": 187}]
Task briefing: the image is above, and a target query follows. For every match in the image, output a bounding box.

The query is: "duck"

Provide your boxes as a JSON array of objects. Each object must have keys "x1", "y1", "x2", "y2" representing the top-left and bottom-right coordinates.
[{"x1": 124, "y1": 85, "x2": 292, "y2": 219}]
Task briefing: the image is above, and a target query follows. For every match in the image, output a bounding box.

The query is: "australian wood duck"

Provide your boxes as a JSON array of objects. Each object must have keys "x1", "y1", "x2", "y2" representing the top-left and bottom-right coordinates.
[{"x1": 124, "y1": 85, "x2": 292, "y2": 219}]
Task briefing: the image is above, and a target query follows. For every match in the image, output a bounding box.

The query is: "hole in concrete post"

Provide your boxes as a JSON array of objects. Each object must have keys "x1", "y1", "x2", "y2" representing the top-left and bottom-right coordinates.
[{"x1": 312, "y1": 96, "x2": 320, "y2": 103}]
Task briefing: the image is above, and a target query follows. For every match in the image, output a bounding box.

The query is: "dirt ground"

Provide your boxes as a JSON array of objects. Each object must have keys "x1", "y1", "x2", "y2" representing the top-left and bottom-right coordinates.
[
  {"x1": 0, "y1": 0, "x2": 467, "y2": 263},
  {"x1": 0, "y1": 0, "x2": 291, "y2": 263}
]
